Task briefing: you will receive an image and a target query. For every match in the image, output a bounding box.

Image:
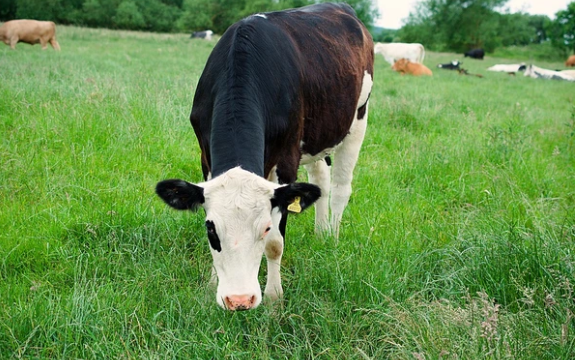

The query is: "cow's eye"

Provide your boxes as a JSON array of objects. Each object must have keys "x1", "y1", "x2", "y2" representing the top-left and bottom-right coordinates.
[
  {"x1": 205, "y1": 220, "x2": 221, "y2": 252},
  {"x1": 262, "y1": 226, "x2": 271, "y2": 238}
]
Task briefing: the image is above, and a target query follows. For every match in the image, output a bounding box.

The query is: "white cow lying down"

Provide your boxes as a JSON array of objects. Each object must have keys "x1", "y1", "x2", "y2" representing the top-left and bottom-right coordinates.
[
  {"x1": 374, "y1": 42, "x2": 425, "y2": 65},
  {"x1": 524, "y1": 64, "x2": 575, "y2": 82},
  {"x1": 487, "y1": 63, "x2": 526, "y2": 73},
  {"x1": 0, "y1": 19, "x2": 60, "y2": 50}
]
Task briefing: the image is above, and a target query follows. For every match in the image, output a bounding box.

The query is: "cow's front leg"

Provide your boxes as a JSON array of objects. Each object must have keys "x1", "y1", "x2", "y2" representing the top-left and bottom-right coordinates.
[{"x1": 264, "y1": 208, "x2": 285, "y2": 301}]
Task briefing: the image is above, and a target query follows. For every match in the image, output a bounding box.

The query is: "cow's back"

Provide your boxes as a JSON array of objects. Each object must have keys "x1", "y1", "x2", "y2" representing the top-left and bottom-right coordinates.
[{"x1": 190, "y1": 3, "x2": 373, "y2": 181}]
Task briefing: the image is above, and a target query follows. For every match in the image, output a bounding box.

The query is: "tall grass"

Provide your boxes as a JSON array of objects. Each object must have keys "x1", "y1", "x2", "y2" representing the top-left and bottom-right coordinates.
[{"x1": 1, "y1": 26, "x2": 574, "y2": 359}]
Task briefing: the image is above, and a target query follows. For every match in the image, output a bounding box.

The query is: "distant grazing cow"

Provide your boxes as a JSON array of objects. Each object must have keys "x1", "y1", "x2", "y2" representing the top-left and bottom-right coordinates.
[
  {"x1": 191, "y1": 30, "x2": 213, "y2": 40},
  {"x1": 374, "y1": 42, "x2": 425, "y2": 65},
  {"x1": 524, "y1": 64, "x2": 575, "y2": 81},
  {"x1": 487, "y1": 64, "x2": 526, "y2": 73},
  {"x1": 156, "y1": 3, "x2": 374, "y2": 311},
  {"x1": 437, "y1": 60, "x2": 460, "y2": 70},
  {"x1": 565, "y1": 55, "x2": 575, "y2": 67},
  {"x1": 464, "y1": 48, "x2": 484, "y2": 59},
  {"x1": 392, "y1": 58, "x2": 432, "y2": 76},
  {"x1": 0, "y1": 19, "x2": 60, "y2": 50}
]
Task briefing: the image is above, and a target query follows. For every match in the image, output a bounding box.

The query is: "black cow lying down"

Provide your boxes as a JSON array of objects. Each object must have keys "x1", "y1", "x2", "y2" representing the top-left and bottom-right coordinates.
[
  {"x1": 156, "y1": 3, "x2": 374, "y2": 311},
  {"x1": 464, "y1": 48, "x2": 484, "y2": 59}
]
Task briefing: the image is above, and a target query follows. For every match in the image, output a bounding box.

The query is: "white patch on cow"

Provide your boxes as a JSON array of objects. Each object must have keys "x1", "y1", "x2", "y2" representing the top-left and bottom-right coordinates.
[
  {"x1": 267, "y1": 165, "x2": 279, "y2": 183},
  {"x1": 487, "y1": 63, "x2": 525, "y2": 73},
  {"x1": 300, "y1": 147, "x2": 335, "y2": 165},
  {"x1": 263, "y1": 207, "x2": 284, "y2": 300},
  {"x1": 200, "y1": 167, "x2": 281, "y2": 309},
  {"x1": 254, "y1": 14, "x2": 267, "y2": 19}
]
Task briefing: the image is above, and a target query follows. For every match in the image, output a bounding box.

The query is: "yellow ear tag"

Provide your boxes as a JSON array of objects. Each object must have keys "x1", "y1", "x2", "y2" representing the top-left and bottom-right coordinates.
[{"x1": 287, "y1": 196, "x2": 302, "y2": 213}]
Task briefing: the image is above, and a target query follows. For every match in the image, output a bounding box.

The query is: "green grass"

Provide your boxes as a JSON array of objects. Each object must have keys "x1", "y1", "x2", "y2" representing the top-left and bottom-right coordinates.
[{"x1": 1, "y1": 26, "x2": 574, "y2": 359}]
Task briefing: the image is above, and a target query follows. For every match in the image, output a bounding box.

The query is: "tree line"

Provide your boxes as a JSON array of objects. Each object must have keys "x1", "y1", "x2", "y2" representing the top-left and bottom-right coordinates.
[
  {"x1": 396, "y1": 0, "x2": 575, "y2": 57},
  {"x1": 0, "y1": 0, "x2": 378, "y2": 35}
]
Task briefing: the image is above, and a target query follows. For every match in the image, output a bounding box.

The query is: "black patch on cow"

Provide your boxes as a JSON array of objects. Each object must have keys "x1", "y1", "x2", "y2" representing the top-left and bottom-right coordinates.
[
  {"x1": 357, "y1": 92, "x2": 370, "y2": 120},
  {"x1": 205, "y1": 220, "x2": 222, "y2": 252},
  {"x1": 324, "y1": 156, "x2": 332, "y2": 166},
  {"x1": 271, "y1": 183, "x2": 321, "y2": 213},
  {"x1": 518, "y1": 64, "x2": 526, "y2": 71},
  {"x1": 279, "y1": 212, "x2": 288, "y2": 239},
  {"x1": 156, "y1": 180, "x2": 204, "y2": 211}
]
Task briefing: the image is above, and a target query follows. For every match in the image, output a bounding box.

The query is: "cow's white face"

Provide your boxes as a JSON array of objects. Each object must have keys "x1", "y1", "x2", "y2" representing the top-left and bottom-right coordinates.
[{"x1": 156, "y1": 167, "x2": 320, "y2": 310}]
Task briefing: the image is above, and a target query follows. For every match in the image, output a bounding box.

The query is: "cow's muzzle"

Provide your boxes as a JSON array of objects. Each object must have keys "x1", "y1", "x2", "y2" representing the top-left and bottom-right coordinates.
[{"x1": 224, "y1": 294, "x2": 257, "y2": 311}]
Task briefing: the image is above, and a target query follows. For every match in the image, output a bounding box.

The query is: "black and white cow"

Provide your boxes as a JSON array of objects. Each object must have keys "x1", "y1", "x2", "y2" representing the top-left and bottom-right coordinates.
[
  {"x1": 523, "y1": 64, "x2": 575, "y2": 81},
  {"x1": 191, "y1": 30, "x2": 213, "y2": 40},
  {"x1": 437, "y1": 60, "x2": 460, "y2": 70},
  {"x1": 464, "y1": 48, "x2": 484, "y2": 59},
  {"x1": 156, "y1": 3, "x2": 374, "y2": 311}
]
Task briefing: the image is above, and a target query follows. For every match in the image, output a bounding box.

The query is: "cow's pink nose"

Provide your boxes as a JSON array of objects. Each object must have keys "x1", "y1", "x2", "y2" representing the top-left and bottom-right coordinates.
[{"x1": 224, "y1": 294, "x2": 257, "y2": 311}]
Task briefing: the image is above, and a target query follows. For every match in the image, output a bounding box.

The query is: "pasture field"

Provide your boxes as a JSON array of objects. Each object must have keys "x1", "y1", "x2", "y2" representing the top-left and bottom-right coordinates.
[{"x1": 1, "y1": 26, "x2": 574, "y2": 359}]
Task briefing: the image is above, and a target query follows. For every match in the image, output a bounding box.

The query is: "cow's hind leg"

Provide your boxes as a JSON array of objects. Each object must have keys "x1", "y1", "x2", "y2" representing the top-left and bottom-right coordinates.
[
  {"x1": 304, "y1": 158, "x2": 330, "y2": 233},
  {"x1": 330, "y1": 71, "x2": 372, "y2": 238},
  {"x1": 50, "y1": 38, "x2": 61, "y2": 51},
  {"x1": 9, "y1": 37, "x2": 18, "y2": 49}
]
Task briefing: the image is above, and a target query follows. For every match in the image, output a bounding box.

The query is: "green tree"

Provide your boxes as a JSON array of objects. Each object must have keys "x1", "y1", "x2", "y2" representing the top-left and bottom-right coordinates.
[
  {"x1": 528, "y1": 14, "x2": 551, "y2": 43},
  {"x1": 81, "y1": 0, "x2": 122, "y2": 28},
  {"x1": 0, "y1": 0, "x2": 17, "y2": 21},
  {"x1": 177, "y1": 0, "x2": 214, "y2": 32},
  {"x1": 549, "y1": 1, "x2": 575, "y2": 55},
  {"x1": 114, "y1": 0, "x2": 145, "y2": 29},
  {"x1": 399, "y1": 0, "x2": 508, "y2": 52}
]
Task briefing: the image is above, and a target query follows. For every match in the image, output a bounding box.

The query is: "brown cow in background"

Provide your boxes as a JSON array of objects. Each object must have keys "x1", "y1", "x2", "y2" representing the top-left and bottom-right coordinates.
[
  {"x1": 392, "y1": 58, "x2": 432, "y2": 76},
  {"x1": 565, "y1": 55, "x2": 575, "y2": 67},
  {"x1": 0, "y1": 20, "x2": 60, "y2": 50}
]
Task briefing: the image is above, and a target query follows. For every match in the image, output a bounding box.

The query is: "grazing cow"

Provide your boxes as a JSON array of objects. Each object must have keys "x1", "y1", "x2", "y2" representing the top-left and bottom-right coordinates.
[
  {"x1": 156, "y1": 3, "x2": 374, "y2": 311},
  {"x1": 437, "y1": 60, "x2": 460, "y2": 70},
  {"x1": 191, "y1": 30, "x2": 213, "y2": 40},
  {"x1": 565, "y1": 55, "x2": 575, "y2": 67},
  {"x1": 374, "y1": 42, "x2": 425, "y2": 65},
  {"x1": 392, "y1": 58, "x2": 432, "y2": 76},
  {"x1": 0, "y1": 19, "x2": 60, "y2": 50},
  {"x1": 487, "y1": 64, "x2": 526, "y2": 73},
  {"x1": 524, "y1": 64, "x2": 575, "y2": 81},
  {"x1": 464, "y1": 48, "x2": 484, "y2": 59}
]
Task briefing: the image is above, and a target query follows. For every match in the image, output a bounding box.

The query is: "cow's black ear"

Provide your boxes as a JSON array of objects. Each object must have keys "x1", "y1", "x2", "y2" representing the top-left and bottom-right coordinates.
[
  {"x1": 156, "y1": 179, "x2": 205, "y2": 211},
  {"x1": 272, "y1": 183, "x2": 321, "y2": 213}
]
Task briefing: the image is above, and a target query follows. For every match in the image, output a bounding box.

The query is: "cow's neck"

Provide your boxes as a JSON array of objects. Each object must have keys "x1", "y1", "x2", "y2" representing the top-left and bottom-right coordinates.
[
  {"x1": 209, "y1": 90, "x2": 266, "y2": 178},
  {"x1": 208, "y1": 22, "x2": 278, "y2": 179}
]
